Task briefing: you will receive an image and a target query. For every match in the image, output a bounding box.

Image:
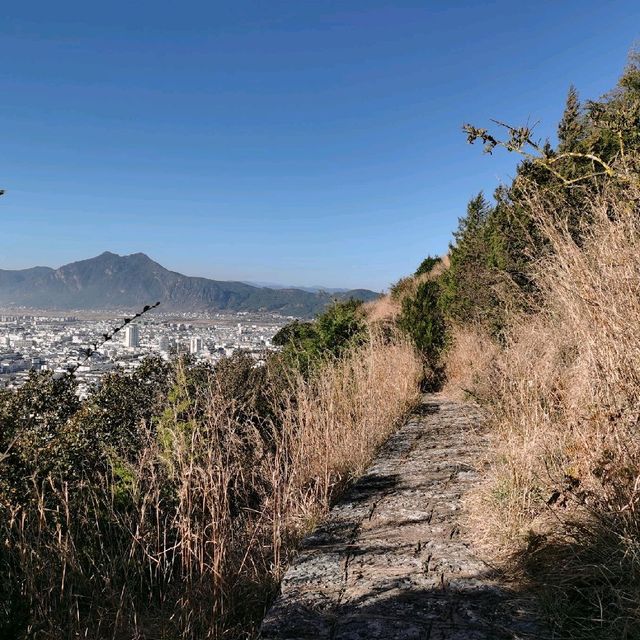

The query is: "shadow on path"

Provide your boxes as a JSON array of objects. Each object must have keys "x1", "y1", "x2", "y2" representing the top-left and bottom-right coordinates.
[{"x1": 260, "y1": 394, "x2": 546, "y2": 640}]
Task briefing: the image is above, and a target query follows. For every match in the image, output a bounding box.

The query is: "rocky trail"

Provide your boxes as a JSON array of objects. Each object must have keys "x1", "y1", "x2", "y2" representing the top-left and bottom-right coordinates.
[{"x1": 260, "y1": 394, "x2": 544, "y2": 640}]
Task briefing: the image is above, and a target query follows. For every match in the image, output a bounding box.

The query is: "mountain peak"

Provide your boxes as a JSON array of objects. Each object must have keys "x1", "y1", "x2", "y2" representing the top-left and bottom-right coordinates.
[
  {"x1": 0, "y1": 253, "x2": 379, "y2": 315},
  {"x1": 96, "y1": 251, "x2": 151, "y2": 260}
]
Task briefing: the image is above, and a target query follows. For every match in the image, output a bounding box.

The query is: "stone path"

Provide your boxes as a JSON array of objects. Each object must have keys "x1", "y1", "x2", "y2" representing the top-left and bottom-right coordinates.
[{"x1": 260, "y1": 394, "x2": 544, "y2": 640}]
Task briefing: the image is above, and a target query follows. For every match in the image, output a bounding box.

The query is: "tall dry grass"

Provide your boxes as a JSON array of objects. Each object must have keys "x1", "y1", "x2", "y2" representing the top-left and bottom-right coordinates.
[
  {"x1": 459, "y1": 185, "x2": 640, "y2": 638},
  {"x1": 363, "y1": 294, "x2": 400, "y2": 324},
  {"x1": 441, "y1": 324, "x2": 499, "y2": 402},
  {"x1": 277, "y1": 331, "x2": 422, "y2": 511},
  {"x1": 3, "y1": 329, "x2": 421, "y2": 639}
]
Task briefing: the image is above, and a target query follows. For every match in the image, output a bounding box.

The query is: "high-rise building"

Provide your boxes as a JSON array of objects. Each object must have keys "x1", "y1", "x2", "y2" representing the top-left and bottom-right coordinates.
[
  {"x1": 124, "y1": 324, "x2": 140, "y2": 348},
  {"x1": 189, "y1": 336, "x2": 203, "y2": 354}
]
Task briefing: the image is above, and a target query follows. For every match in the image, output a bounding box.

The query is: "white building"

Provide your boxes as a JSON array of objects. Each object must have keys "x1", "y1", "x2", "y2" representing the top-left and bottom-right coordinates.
[
  {"x1": 189, "y1": 336, "x2": 203, "y2": 354},
  {"x1": 124, "y1": 324, "x2": 140, "y2": 348}
]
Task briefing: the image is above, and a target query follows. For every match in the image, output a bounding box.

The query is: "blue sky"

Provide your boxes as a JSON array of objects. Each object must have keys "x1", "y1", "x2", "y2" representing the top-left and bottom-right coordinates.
[{"x1": 1, "y1": 1, "x2": 638, "y2": 290}]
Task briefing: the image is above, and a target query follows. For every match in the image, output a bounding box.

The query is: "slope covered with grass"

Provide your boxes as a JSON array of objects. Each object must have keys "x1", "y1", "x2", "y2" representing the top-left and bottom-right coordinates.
[{"x1": 391, "y1": 50, "x2": 640, "y2": 639}]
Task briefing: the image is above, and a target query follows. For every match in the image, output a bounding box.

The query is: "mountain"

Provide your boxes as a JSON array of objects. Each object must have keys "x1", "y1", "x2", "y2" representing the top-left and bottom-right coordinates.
[
  {"x1": 0, "y1": 252, "x2": 379, "y2": 317},
  {"x1": 243, "y1": 281, "x2": 351, "y2": 293}
]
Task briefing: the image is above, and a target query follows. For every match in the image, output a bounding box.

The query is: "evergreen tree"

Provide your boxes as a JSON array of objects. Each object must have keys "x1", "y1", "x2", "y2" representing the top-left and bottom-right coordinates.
[
  {"x1": 557, "y1": 85, "x2": 583, "y2": 151},
  {"x1": 397, "y1": 279, "x2": 445, "y2": 367},
  {"x1": 440, "y1": 193, "x2": 498, "y2": 325}
]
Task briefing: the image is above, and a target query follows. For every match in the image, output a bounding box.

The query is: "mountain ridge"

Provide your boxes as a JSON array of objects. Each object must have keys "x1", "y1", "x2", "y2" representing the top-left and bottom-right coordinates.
[{"x1": 0, "y1": 252, "x2": 379, "y2": 317}]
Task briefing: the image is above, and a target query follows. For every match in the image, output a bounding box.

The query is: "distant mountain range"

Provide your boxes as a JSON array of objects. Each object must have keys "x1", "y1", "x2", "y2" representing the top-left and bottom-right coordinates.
[
  {"x1": 0, "y1": 252, "x2": 379, "y2": 317},
  {"x1": 243, "y1": 281, "x2": 351, "y2": 294}
]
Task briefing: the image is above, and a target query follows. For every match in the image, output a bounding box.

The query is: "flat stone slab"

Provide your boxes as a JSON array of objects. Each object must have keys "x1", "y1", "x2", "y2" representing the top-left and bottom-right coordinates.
[{"x1": 260, "y1": 394, "x2": 545, "y2": 639}]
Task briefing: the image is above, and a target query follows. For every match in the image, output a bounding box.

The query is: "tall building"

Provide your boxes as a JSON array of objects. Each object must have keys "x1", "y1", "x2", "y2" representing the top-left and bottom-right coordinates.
[
  {"x1": 190, "y1": 336, "x2": 203, "y2": 354},
  {"x1": 124, "y1": 324, "x2": 140, "y2": 348}
]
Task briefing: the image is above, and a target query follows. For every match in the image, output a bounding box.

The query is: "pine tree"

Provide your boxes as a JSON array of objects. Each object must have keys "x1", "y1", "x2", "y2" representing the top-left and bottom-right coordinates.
[
  {"x1": 557, "y1": 85, "x2": 583, "y2": 151},
  {"x1": 439, "y1": 193, "x2": 497, "y2": 326},
  {"x1": 452, "y1": 192, "x2": 491, "y2": 245}
]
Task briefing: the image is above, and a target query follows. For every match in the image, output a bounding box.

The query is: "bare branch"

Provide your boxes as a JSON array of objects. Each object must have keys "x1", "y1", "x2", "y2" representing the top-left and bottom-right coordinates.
[{"x1": 463, "y1": 118, "x2": 631, "y2": 187}]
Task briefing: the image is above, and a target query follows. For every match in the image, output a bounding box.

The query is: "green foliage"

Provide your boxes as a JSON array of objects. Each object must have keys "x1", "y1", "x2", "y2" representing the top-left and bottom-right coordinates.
[
  {"x1": 414, "y1": 255, "x2": 441, "y2": 277},
  {"x1": 271, "y1": 320, "x2": 315, "y2": 348},
  {"x1": 438, "y1": 189, "x2": 540, "y2": 332},
  {"x1": 87, "y1": 356, "x2": 173, "y2": 460},
  {"x1": 0, "y1": 358, "x2": 174, "y2": 511},
  {"x1": 397, "y1": 279, "x2": 445, "y2": 365},
  {"x1": 111, "y1": 457, "x2": 138, "y2": 510},
  {"x1": 273, "y1": 299, "x2": 367, "y2": 374},
  {"x1": 0, "y1": 371, "x2": 80, "y2": 501},
  {"x1": 315, "y1": 298, "x2": 366, "y2": 353},
  {"x1": 271, "y1": 320, "x2": 319, "y2": 367},
  {"x1": 557, "y1": 85, "x2": 585, "y2": 152}
]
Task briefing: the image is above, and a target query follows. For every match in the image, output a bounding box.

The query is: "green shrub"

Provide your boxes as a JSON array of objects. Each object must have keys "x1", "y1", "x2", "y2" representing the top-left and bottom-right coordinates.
[
  {"x1": 414, "y1": 255, "x2": 441, "y2": 277},
  {"x1": 273, "y1": 299, "x2": 367, "y2": 374},
  {"x1": 397, "y1": 279, "x2": 446, "y2": 367}
]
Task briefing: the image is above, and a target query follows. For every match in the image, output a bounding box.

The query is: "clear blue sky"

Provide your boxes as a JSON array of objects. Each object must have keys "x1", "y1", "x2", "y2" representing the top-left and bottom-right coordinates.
[{"x1": 1, "y1": 1, "x2": 638, "y2": 290}]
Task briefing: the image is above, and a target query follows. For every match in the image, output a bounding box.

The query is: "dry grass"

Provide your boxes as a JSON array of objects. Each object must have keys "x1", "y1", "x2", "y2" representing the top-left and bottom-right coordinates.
[
  {"x1": 3, "y1": 329, "x2": 421, "y2": 639},
  {"x1": 461, "y1": 186, "x2": 640, "y2": 638},
  {"x1": 430, "y1": 253, "x2": 450, "y2": 277},
  {"x1": 278, "y1": 330, "x2": 422, "y2": 510},
  {"x1": 441, "y1": 324, "x2": 498, "y2": 402},
  {"x1": 363, "y1": 293, "x2": 400, "y2": 324}
]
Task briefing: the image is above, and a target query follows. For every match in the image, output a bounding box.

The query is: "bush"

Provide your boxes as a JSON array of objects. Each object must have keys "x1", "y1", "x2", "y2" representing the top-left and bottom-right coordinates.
[
  {"x1": 0, "y1": 370, "x2": 80, "y2": 501},
  {"x1": 464, "y1": 184, "x2": 640, "y2": 638},
  {"x1": 0, "y1": 309, "x2": 420, "y2": 639},
  {"x1": 397, "y1": 279, "x2": 446, "y2": 368},
  {"x1": 272, "y1": 299, "x2": 367, "y2": 374},
  {"x1": 414, "y1": 255, "x2": 441, "y2": 277}
]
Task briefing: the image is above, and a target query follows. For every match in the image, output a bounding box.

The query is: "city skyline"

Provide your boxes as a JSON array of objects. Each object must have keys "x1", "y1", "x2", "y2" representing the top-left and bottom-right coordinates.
[{"x1": 0, "y1": 309, "x2": 286, "y2": 392}]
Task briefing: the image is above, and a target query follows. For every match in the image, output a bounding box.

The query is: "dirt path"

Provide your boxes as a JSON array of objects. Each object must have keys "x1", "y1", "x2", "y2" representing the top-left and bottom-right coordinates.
[{"x1": 259, "y1": 394, "x2": 544, "y2": 640}]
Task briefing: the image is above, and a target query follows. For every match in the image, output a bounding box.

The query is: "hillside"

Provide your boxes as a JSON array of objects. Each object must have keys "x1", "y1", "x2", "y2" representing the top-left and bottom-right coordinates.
[{"x1": 0, "y1": 252, "x2": 378, "y2": 316}]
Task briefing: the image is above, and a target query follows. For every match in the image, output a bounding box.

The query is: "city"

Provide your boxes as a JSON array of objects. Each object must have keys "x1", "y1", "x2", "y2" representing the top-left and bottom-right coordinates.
[{"x1": 0, "y1": 309, "x2": 292, "y2": 397}]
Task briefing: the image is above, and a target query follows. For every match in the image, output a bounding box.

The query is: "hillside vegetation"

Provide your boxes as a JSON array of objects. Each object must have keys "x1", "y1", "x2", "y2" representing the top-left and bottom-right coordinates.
[
  {"x1": 0, "y1": 301, "x2": 421, "y2": 638},
  {"x1": 380, "y1": 50, "x2": 640, "y2": 638},
  {"x1": 3, "y1": 46, "x2": 640, "y2": 640}
]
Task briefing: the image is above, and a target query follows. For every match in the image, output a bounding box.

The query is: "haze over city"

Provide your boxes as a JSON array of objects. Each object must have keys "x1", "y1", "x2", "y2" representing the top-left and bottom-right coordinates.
[{"x1": 2, "y1": 1, "x2": 638, "y2": 290}]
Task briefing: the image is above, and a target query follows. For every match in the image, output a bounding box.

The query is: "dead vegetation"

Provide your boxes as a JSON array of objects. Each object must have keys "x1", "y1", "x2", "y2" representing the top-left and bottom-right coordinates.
[
  {"x1": 454, "y1": 185, "x2": 640, "y2": 638},
  {"x1": 2, "y1": 328, "x2": 421, "y2": 639}
]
